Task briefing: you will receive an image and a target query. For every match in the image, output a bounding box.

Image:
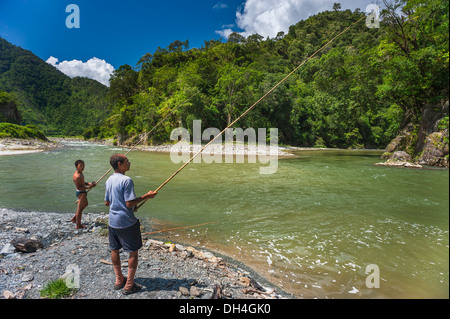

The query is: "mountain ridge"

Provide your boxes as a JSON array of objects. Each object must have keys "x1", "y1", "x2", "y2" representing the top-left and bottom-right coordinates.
[{"x1": 0, "y1": 37, "x2": 111, "y2": 135}]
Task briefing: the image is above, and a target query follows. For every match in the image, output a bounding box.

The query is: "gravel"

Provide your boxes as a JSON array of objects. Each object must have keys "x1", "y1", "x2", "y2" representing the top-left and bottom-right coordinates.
[{"x1": 0, "y1": 209, "x2": 291, "y2": 300}]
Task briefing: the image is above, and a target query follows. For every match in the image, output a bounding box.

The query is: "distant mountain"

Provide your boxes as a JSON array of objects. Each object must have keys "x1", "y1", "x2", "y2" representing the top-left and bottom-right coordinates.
[{"x1": 0, "y1": 37, "x2": 111, "y2": 135}]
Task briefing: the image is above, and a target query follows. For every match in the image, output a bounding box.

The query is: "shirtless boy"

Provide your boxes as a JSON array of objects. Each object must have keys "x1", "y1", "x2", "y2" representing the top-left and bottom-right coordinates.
[{"x1": 72, "y1": 159, "x2": 96, "y2": 229}]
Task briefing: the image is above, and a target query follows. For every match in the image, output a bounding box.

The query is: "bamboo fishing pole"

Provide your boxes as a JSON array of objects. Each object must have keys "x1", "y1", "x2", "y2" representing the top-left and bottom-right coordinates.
[
  {"x1": 137, "y1": 15, "x2": 367, "y2": 210},
  {"x1": 75, "y1": 91, "x2": 199, "y2": 203},
  {"x1": 141, "y1": 221, "x2": 220, "y2": 235}
]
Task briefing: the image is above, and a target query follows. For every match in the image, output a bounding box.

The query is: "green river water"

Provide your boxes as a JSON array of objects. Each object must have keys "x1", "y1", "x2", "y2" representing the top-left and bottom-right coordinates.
[{"x1": 0, "y1": 140, "x2": 448, "y2": 298}]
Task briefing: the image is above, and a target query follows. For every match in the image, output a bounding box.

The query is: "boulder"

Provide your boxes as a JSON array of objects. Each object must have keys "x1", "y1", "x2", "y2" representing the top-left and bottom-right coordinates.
[
  {"x1": 418, "y1": 129, "x2": 449, "y2": 167},
  {"x1": 391, "y1": 151, "x2": 412, "y2": 161},
  {"x1": 10, "y1": 237, "x2": 43, "y2": 253},
  {"x1": 0, "y1": 100, "x2": 21, "y2": 124},
  {"x1": 382, "y1": 100, "x2": 449, "y2": 168}
]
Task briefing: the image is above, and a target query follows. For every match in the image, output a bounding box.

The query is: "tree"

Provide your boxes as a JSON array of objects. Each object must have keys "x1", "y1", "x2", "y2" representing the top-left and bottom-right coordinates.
[
  {"x1": 228, "y1": 32, "x2": 245, "y2": 44},
  {"x1": 333, "y1": 3, "x2": 341, "y2": 11},
  {"x1": 108, "y1": 65, "x2": 139, "y2": 104},
  {"x1": 214, "y1": 63, "x2": 262, "y2": 126},
  {"x1": 377, "y1": 0, "x2": 449, "y2": 126}
]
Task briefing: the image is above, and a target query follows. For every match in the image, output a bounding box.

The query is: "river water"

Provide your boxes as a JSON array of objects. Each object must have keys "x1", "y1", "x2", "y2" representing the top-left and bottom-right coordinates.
[{"x1": 0, "y1": 140, "x2": 448, "y2": 298}]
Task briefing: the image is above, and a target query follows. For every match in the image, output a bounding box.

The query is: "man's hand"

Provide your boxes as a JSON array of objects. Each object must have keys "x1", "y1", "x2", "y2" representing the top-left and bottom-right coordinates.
[
  {"x1": 144, "y1": 191, "x2": 157, "y2": 200},
  {"x1": 128, "y1": 191, "x2": 158, "y2": 212}
]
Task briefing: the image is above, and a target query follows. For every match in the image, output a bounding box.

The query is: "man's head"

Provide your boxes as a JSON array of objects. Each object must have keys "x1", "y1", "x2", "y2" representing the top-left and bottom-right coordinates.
[
  {"x1": 75, "y1": 159, "x2": 85, "y2": 171},
  {"x1": 110, "y1": 154, "x2": 131, "y2": 173}
]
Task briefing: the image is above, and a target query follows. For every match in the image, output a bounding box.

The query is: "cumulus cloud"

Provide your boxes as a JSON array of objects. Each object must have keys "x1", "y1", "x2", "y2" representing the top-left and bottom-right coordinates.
[
  {"x1": 216, "y1": 28, "x2": 234, "y2": 39},
  {"x1": 46, "y1": 56, "x2": 115, "y2": 86},
  {"x1": 218, "y1": 0, "x2": 369, "y2": 39}
]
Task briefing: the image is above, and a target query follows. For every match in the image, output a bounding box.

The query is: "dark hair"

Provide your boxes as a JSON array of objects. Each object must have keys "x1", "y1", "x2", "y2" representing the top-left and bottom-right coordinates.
[
  {"x1": 75, "y1": 159, "x2": 84, "y2": 168},
  {"x1": 110, "y1": 154, "x2": 126, "y2": 169}
]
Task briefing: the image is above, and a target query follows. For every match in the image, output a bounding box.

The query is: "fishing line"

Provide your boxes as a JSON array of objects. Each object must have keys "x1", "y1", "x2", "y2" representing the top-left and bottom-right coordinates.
[
  {"x1": 141, "y1": 221, "x2": 220, "y2": 235},
  {"x1": 137, "y1": 15, "x2": 366, "y2": 209},
  {"x1": 75, "y1": 91, "x2": 199, "y2": 203}
]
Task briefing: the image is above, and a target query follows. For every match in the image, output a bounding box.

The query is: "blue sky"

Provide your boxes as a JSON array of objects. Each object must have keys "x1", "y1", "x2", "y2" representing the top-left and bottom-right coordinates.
[{"x1": 0, "y1": 0, "x2": 372, "y2": 85}]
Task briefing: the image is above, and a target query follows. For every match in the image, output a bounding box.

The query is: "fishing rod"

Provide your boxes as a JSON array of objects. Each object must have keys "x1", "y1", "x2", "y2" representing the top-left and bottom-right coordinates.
[
  {"x1": 75, "y1": 91, "x2": 200, "y2": 203},
  {"x1": 141, "y1": 221, "x2": 220, "y2": 235},
  {"x1": 137, "y1": 15, "x2": 367, "y2": 210}
]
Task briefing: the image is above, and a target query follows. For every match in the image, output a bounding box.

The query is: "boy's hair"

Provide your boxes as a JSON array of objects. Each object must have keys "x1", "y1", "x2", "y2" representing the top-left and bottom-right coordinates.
[
  {"x1": 75, "y1": 159, "x2": 84, "y2": 168},
  {"x1": 110, "y1": 154, "x2": 126, "y2": 170}
]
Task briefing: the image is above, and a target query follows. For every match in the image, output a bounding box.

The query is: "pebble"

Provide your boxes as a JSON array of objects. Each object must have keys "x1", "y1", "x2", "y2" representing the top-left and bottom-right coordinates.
[{"x1": 0, "y1": 209, "x2": 289, "y2": 299}]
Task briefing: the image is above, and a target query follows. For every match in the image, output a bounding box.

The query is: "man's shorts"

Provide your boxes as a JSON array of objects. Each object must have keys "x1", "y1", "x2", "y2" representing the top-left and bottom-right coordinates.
[
  {"x1": 75, "y1": 190, "x2": 87, "y2": 198},
  {"x1": 108, "y1": 220, "x2": 143, "y2": 253}
]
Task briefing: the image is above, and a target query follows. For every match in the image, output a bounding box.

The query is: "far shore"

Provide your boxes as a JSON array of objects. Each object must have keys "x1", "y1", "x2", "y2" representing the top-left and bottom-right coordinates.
[
  {"x1": 52, "y1": 137, "x2": 386, "y2": 155},
  {"x1": 0, "y1": 137, "x2": 62, "y2": 156},
  {"x1": 1, "y1": 136, "x2": 387, "y2": 159}
]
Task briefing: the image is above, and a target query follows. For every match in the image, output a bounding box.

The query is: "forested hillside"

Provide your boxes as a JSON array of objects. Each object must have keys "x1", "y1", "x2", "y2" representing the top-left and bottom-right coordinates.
[
  {"x1": 0, "y1": 37, "x2": 111, "y2": 135},
  {"x1": 1, "y1": 0, "x2": 447, "y2": 165},
  {"x1": 93, "y1": 0, "x2": 447, "y2": 157}
]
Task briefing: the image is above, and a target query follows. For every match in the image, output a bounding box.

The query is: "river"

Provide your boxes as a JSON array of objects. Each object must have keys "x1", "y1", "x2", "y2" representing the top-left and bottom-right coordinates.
[{"x1": 0, "y1": 140, "x2": 448, "y2": 298}]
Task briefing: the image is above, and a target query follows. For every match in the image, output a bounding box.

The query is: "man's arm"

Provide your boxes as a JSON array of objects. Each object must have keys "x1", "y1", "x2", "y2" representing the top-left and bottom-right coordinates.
[
  {"x1": 85, "y1": 181, "x2": 97, "y2": 188},
  {"x1": 74, "y1": 174, "x2": 96, "y2": 191},
  {"x1": 125, "y1": 191, "x2": 157, "y2": 209}
]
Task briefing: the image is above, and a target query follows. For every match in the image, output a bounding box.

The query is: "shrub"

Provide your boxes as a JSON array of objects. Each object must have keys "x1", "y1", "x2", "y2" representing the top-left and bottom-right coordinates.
[{"x1": 39, "y1": 279, "x2": 76, "y2": 299}]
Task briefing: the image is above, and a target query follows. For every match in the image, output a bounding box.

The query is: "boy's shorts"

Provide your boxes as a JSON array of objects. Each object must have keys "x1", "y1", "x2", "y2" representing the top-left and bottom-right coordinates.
[{"x1": 108, "y1": 220, "x2": 143, "y2": 253}]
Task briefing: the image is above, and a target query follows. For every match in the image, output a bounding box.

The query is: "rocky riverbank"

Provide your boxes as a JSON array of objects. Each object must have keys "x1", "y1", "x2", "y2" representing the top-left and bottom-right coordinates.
[
  {"x1": 0, "y1": 138, "x2": 62, "y2": 156},
  {"x1": 134, "y1": 143, "x2": 293, "y2": 157},
  {"x1": 0, "y1": 209, "x2": 290, "y2": 300}
]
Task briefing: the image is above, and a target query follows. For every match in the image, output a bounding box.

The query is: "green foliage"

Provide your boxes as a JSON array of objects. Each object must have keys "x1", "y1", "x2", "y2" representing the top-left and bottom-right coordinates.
[
  {"x1": 4, "y1": 1, "x2": 448, "y2": 149},
  {"x1": 376, "y1": 0, "x2": 449, "y2": 123},
  {"x1": 0, "y1": 90, "x2": 16, "y2": 104},
  {"x1": 0, "y1": 90, "x2": 21, "y2": 124},
  {"x1": 0, "y1": 37, "x2": 111, "y2": 136},
  {"x1": 0, "y1": 122, "x2": 47, "y2": 140},
  {"x1": 39, "y1": 279, "x2": 75, "y2": 299},
  {"x1": 103, "y1": 7, "x2": 438, "y2": 149},
  {"x1": 437, "y1": 116, "x2": 449, "y2": 132}
]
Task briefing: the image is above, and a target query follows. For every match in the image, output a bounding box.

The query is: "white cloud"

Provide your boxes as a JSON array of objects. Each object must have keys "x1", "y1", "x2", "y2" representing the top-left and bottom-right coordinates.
[
  {"x1": 46, "y1": 56, "x2": 114, "y2": 87},
  {"x1": 216, "y1": 28, "x2": 234, "y2": 39},
  {"x1": 213, "y1": 2, "x2": 228, "y2": 10},
  {"x1": 218, "y1": 0, "x2": 370, "y2": 39}
]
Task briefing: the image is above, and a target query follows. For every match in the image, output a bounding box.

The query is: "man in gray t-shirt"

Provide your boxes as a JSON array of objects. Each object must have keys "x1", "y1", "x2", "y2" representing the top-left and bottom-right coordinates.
[
  {"x1": 105, "y1": 173, "x2": 139, "y2": 229},
  {"x1": 104, "y1": 154, "x2": 157, "y2": 295}
]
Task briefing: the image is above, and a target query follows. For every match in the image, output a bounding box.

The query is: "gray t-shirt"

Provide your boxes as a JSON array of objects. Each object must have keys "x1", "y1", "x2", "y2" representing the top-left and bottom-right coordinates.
[{"x1": 104, "y1": 173, "x2": 137, "y2": 229}]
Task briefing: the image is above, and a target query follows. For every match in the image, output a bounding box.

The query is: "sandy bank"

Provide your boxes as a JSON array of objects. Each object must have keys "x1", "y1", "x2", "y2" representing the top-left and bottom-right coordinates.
[{"x1": 0, "y1": 138, "x2": 61, "y2": 156}]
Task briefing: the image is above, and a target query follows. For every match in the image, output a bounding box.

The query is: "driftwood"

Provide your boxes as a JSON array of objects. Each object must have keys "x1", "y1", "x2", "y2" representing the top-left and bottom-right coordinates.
[
  {"x1": 250, "y1": 277, "x2": 265, "y2": 292},
  {"x1": 239, "y1": 276, "x2": 265, "y2": 291},
  {"x1": 243, "y1": 287, "x2": 275, "y2": 295},
  {"x1": 240, "y1": 276, "x2": 275, "y2": 296}
]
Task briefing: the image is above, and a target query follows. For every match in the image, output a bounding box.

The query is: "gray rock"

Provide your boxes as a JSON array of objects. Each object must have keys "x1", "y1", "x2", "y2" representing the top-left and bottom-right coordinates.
[
  {"x1": 179, "y1": 286, "x2": 190, "y2": 296},
  {"x1": 190, "y1": 286, "x2": 202, "y2": 297},
  {"x1": 21, "y1": 272, "x2": 34, "y2": 282},
  {"x1": 391, "y1": 151, "x2": 412, "y2": 161},
  {"x1": 0, "y1": 209, "x2": 287, "y2": 300},
  {"x1": 0, "y1": 243, "x2": 15, "y2": 255},
  {"x1": 10, "y1": 237, "x2": 43, "y2": 253}
]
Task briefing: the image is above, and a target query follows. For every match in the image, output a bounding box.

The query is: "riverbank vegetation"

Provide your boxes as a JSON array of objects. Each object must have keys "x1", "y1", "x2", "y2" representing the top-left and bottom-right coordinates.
[
  {"x1": 0, "y1": 39, "x2": 110, "y2": 136},
  {"x1": 0, "y1": 123, "x2": 47, "y2": 140},
  {"x1": 0, "y1": 1, "x2": 447, "y2": 164},
  {"x1": 88, "y1": 0, "x2": 447, "y2": 155}
]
